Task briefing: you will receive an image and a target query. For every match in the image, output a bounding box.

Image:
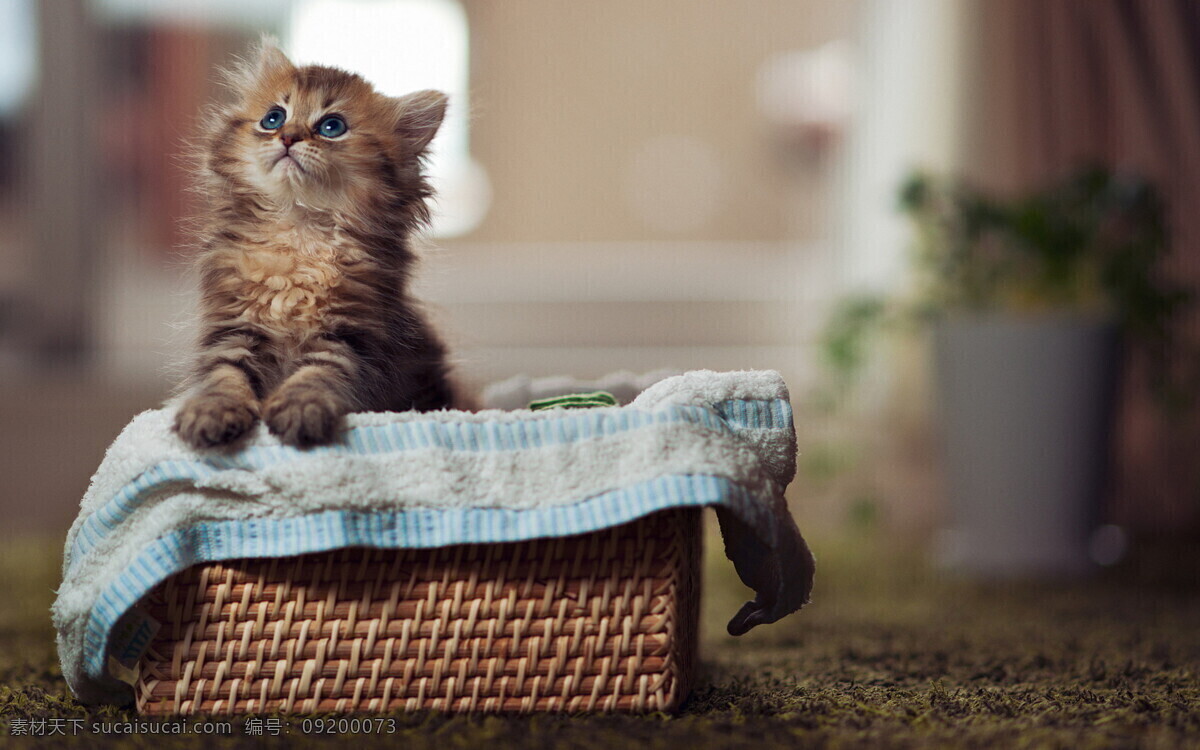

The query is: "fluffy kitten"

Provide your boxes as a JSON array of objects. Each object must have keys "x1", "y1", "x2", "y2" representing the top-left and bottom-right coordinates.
[{"x1": 174, "y1": 41, "x2": 470, "y2": 450}]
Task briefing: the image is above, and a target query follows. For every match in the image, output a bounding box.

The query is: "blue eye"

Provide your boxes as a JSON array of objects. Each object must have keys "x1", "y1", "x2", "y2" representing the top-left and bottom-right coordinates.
[
  {"x1": 260, "y1": 107, "x2": 286, "y2": 130},
  {"x1": 317, "y1": 115, "x2": 347, "y2": 138}
]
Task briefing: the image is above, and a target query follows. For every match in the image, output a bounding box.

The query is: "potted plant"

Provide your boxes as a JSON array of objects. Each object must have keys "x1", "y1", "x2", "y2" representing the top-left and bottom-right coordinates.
[{"x1": 822, "y1": 166, "x2": 1190, "y2": 576}]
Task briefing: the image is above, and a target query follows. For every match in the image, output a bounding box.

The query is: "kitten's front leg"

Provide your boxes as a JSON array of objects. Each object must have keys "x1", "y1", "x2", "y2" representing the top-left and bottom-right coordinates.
[
  {"x1": 174, "y1": 330, "x2": 269, "y2": 449},
  {"x1": 263, "y1": 339, "x2": 359, "y2": 447}
]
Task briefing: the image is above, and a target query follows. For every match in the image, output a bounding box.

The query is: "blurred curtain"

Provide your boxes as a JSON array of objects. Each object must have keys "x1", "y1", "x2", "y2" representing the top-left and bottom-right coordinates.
[{"x1": 963, "y1": 0, "x2": 1200, "y2": 533}]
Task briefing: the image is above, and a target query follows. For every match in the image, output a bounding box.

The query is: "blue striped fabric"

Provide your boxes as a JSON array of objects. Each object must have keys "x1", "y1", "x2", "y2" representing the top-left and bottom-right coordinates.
[
  {"x1": 68, "y1": 397, "x2": 795, "y2": 697},
  {"x1": 67, "y1": 399, "x2": 790, "y2": 572}
]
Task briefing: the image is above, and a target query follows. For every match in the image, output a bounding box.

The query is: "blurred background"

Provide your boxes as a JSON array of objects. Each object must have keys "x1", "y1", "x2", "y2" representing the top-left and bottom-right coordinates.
[{"x1": 0, "y1": 0, "x2": 1197, "y2": 573}]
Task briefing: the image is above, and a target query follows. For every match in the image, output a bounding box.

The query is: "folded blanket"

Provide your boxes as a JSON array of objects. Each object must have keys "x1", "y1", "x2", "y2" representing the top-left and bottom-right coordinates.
[{"x1": 53, "y1": 369, "x2": 814, "y2": 706}]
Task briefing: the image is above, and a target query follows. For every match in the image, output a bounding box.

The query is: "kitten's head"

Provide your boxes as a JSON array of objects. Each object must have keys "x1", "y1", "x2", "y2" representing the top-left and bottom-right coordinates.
[{"x1": 206, "y1": 40, "x2": 446, "y2": 220}]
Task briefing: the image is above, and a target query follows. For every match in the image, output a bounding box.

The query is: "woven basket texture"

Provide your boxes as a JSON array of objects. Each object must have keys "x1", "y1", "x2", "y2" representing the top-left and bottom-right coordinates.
[{"x1": 134, "y1": 508, "x2": 701, "y2": 714}]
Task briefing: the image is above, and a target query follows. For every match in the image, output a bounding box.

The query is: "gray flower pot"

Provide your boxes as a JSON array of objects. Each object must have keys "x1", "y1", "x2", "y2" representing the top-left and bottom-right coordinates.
[{"x1": 932, "y1": 313, "x2": 1120, "y2": 577}]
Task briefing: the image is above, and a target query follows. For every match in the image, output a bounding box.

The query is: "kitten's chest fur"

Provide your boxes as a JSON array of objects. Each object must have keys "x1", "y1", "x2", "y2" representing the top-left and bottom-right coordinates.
[{"x1": 213, "y1": 220, "x2": 368, "y2": 338}]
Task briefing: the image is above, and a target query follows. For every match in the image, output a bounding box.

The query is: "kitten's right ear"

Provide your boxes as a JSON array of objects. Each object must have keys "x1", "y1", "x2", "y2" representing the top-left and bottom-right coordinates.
[
  {"x1": 225, "y1": 36, "x2": 294, "y2": 92},
  {"x1": 252, "y1": 37, "x2": 294, "y2": 81}
]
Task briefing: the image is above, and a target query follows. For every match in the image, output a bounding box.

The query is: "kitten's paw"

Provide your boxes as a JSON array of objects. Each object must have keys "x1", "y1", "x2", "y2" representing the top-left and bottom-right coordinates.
[
  {"x1": 174, "y1": 393, "x2": 259, "y2": 449},
  {"x1": 263, "y1": 389, "x2": 345, "y2": 448}
]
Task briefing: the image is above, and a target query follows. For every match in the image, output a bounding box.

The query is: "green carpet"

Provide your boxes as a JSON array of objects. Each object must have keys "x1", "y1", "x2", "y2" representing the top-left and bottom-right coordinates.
[{"x1": 2, "y1": 529, "x2": 1197, "y2": 749}]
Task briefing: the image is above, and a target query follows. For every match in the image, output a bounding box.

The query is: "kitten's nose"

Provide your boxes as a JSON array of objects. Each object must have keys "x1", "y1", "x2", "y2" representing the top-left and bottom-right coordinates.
[{"x1": 281, "y1": 132, "x2": 303, "y2": 148}]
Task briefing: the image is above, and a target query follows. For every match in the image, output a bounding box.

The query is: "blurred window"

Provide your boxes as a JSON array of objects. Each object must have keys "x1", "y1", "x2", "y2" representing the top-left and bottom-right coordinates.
[
  {"x1": 0, "y1": 0, "x2": 37, "y2": 118},
  {"x1": 91, "y1": 0, "x2": 291, "y2": 27}
]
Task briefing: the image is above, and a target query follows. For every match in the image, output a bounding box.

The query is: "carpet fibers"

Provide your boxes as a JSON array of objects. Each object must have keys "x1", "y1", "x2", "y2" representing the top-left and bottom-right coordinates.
[{"x1": 1, "y1": 528, "x2": 1197, "y2": 749}]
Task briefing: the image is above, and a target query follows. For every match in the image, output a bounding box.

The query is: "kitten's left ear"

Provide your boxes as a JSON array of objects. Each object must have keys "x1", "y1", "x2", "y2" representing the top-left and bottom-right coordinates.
[{"x1": 392, "y1": 90, "x2": 448, "y2": 152}]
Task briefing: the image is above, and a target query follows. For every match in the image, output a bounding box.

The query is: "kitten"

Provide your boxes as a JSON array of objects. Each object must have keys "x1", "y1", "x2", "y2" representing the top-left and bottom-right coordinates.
[{"x1": 173, "y1": 41, "x2": 471, "y2": 450}]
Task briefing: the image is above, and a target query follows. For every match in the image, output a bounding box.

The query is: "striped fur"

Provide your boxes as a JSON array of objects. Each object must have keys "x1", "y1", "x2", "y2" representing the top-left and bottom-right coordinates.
[{"x1": 175, "y1": 41, "x2": 471, "y2": 449}]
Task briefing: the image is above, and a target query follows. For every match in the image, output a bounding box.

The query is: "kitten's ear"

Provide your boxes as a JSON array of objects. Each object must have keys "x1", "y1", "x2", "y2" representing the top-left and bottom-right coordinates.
[
  {"x1": 226, "y1": 36, "x2": 294, "y2": 92},
  {"x1": 392, "y1": 90, "x2": 448, "y2": 152},
  {"x1": 251, "y1": 37, "x2": 294, "y2": 81}
]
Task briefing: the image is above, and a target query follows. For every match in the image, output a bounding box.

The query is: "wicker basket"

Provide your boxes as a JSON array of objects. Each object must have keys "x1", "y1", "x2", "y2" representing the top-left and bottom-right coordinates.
[{"x1": 133, "y1": 508, "x2": 701, "y2": 714}]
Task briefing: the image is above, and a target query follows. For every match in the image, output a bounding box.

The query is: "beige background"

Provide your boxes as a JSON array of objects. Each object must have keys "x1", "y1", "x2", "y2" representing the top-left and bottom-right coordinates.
[{"x1": 459, "y1": 0, "x2": 857, "y2": 243}]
